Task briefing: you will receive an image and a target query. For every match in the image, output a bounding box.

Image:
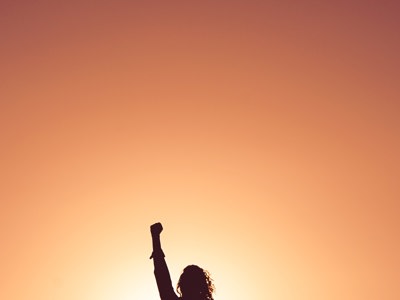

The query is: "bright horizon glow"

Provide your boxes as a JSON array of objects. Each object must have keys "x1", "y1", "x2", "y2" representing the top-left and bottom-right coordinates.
[{"x1": 1, "y1": 1, "x2": 399, "y2": 300}]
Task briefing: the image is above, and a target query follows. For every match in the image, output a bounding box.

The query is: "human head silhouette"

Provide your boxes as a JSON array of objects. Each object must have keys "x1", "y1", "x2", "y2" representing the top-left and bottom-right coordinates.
[{"x1": 177, "y1": 265, "x2": 214, "y2": 300}]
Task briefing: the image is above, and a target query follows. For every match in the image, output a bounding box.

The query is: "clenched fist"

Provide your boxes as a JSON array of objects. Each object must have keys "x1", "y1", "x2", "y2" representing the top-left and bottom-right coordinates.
[{"x1": 150, "y1": 222, "x2": 163, "y2": 236}]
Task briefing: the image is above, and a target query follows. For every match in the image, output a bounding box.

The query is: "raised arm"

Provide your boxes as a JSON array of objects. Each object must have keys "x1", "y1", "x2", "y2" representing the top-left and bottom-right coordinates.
[{"x1": 150, "y1": 223, "x2": 179, "y2": 300}]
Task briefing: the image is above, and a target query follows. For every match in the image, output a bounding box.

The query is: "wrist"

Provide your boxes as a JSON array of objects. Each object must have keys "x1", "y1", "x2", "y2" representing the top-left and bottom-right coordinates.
[{"x1": 151, "y1": 233, "x2": 160, "y2": 239}]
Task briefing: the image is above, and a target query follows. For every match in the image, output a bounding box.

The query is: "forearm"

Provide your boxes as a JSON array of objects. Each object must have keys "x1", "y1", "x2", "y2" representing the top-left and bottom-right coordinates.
[
  {"x1": 150, "y1": 234, "x2": 176, "y2": 300},
  {"x1": 151, "y1": 234, "x2": 165, "y2": 258}
]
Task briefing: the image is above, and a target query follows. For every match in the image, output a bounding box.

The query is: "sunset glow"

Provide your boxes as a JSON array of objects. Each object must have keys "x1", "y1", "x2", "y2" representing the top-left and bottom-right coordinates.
[{"x1": 1, "y1": 1, "x2": 399, "y2": 300}]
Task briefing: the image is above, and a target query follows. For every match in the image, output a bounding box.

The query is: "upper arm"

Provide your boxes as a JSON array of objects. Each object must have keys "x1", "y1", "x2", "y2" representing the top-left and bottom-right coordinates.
[{"x1": 153, "y1": 256, "x2": 179, "y2": 300}]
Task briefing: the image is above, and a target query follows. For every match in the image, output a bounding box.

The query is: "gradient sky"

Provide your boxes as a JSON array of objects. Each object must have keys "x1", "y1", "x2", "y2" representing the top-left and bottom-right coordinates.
[{"x1": 1, "y1": 1, "x2": 399, "y2": 300}]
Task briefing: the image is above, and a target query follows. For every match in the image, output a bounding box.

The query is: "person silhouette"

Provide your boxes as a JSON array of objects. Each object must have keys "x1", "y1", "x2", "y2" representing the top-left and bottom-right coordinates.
[{"x1": 150, "y1": 222, "x2": 215, "y2": 300}]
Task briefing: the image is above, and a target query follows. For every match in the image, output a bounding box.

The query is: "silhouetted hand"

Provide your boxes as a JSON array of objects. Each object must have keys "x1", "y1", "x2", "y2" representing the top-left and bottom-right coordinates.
[{"x1": 151, "y1": 222, "x2": 163, "y2": 236}]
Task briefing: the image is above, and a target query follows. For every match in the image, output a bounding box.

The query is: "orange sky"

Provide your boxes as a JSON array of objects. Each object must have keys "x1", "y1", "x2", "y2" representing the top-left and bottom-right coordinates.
[{"x1": 1, "y1": 1, "x2": 399, "y2": 300}]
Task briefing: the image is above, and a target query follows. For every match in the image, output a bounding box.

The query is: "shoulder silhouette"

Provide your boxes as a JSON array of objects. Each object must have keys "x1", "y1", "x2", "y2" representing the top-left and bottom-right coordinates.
[{"x1": 150, "y1": 222, "x2": 215, "y2": 300}]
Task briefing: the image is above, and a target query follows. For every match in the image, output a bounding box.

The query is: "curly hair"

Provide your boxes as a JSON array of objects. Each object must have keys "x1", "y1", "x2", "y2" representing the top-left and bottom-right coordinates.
[{"x1": 176, "y1": 265, "x2": 215, "y2": 300}]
